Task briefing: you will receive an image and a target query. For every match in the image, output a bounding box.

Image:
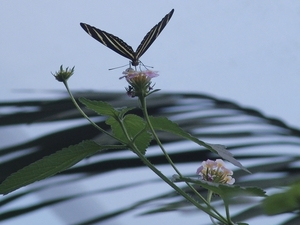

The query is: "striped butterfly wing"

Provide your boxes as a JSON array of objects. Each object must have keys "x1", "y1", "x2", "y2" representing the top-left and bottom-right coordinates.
[
  {"x1": 135, "y1": 9, "x2": 174, "y2": 62},
  {"x1": 80, "y1": 23, "x2": 135, "y2": 61},
  {"x1": 80, "y1": 9, "x2": 174, "y2": 66}
]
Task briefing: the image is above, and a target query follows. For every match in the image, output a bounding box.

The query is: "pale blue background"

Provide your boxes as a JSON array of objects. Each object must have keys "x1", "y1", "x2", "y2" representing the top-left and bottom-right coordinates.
[{"x1": 1, "y1": 1, "x2": 300, "y2": 224}]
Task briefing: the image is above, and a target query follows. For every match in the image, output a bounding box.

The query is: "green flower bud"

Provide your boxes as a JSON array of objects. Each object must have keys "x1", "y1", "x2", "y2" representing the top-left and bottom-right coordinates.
[{"x1": 52, "y1": 65, "x2": 75, "y2": 82}]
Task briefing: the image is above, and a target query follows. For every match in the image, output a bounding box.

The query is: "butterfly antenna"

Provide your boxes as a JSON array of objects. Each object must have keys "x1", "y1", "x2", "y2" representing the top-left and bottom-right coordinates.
[{"x1": 108, "y1": 64, "x2": 128, "y2": 70}]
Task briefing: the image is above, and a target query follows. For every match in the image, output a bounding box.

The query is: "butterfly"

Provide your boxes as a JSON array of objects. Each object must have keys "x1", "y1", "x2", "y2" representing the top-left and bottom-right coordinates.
[{"x1": 80, "y1": 9, "x2": 174, "y2": 66}]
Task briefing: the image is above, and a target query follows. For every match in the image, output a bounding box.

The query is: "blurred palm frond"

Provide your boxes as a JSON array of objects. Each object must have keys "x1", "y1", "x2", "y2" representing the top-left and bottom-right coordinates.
[{"x1": 1, "y1": 91, "x2": 300, "y2": 225}]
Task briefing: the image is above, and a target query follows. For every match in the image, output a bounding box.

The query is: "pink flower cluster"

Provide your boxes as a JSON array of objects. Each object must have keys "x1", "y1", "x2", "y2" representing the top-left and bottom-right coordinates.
[
  {"x1": 120, "y1": 69, "x2": 159, "y2": 97},
  {"x1": 196, "y1": 159, "x2": 235, "y2": 185}
]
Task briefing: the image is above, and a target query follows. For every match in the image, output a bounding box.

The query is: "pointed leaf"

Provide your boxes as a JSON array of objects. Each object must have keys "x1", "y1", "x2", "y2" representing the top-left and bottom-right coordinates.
[
  {"x1": 79, "y1": 97, "x2": 134, "y2": 117},
  {"x1": 0, "y1": 140, "x2": 102, "y2": 195},
  {"x1": 263, "y1": 182, "x2": 300, "y2": 215},
  {"x1": 206, "y1": 143, "x2": 250, "y2": 173},
  {"x1": 173, "y1": 175, "x2": 266, "y2": 199},
  {"x1": 106, "y1": 114, "x2": 152, "y2": 154},
  {"x1": 149, "y1": 116, "x2": 249, "y2": 173}
]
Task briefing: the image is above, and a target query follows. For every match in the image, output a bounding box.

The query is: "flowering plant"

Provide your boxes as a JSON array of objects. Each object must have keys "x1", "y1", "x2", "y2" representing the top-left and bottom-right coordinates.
[
  {"x1": 197, "y1": 159, "x2": 235, "y2": 185},
  {"x1": 0, "y1": 66, "x2": 266, "y2": 224}
]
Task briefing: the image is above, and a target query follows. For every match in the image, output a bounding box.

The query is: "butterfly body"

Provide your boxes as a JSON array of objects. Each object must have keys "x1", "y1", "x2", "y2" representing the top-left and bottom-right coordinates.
[{"x1": 80, "y1": 9, "x2": 174, "y2": 66}]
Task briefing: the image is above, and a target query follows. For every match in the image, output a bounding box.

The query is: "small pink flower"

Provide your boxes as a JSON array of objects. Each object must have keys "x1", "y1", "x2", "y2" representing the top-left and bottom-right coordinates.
[
  {"x1": 196, "y1": 159, "x2": 235, "y2": 185},
  {"x1": 120, "y1": 69, "x2": 159, "y2": 81},
  {"x1": 143, "y1": 70, "x2": 159, "y2": 78},
  {"x1": 120, "y1": 69, "x2": 159, "y2": 98}
]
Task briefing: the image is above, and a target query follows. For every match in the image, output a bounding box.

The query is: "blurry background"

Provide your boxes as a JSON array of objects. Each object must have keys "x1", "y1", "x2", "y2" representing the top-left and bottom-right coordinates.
[{"x1": 1, "y1": 1, "x2": 300, "y2": 225}]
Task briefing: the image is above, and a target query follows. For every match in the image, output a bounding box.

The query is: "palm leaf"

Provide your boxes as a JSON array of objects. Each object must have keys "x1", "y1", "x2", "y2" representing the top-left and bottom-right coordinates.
[{"x1": 1, "y1": 92, "x2": 300, "y2": 225}]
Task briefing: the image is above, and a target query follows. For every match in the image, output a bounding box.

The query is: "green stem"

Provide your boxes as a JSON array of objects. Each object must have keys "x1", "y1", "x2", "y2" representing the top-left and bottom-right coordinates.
[
  {"x1": 139, "y1": 96, "x2": 181, "y2": 175},
  {"x1": 63, "y1": 80, "x2": 123, "y2": 142},
  {"x1": 132, "y1": 144, "x2": 226, "y2": 222},
  {"x1": 207, "y1": 191, "x2": 219, "y2": 225},
  {"x1": 119, "y1": 100, "x2": 221, "y2": 218},
  {"x1": 138, "y1": 95, "x2": 227, "y2": 224},
  {"x1": 223, "y1": 199, "x2": 234, "y2": 225}
]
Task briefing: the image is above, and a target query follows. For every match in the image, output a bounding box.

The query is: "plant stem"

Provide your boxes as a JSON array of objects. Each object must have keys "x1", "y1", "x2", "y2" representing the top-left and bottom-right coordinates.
[
  {"x1": 137, "y1": 95, "x2": 227, "y2": 224},
  {"x1": 63, "y1": 80, "x2": 122, "y2": 141},
  {"x1": 207, "y1": 191, "x2": 219, "y2": 225},
  {"x1": 132, "y1": 144, "x2": 226, "y2": 223},
  {"x1": 223, "y1": 199, "x2": 234, "y2": 225}
]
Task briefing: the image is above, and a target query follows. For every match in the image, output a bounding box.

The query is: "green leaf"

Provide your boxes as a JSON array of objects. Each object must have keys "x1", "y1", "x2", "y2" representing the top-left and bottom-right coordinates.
[
  {"x1": 0, "y1": 140, "x2": 102, "y2": 195},
  {"x1": 149, "y1": 116, "x2": 250, "y2": 173},
  {"x1": 106, "y1": 114, "x2": 152, "y2": 154},
  {"x1": 79, "y1": 97, "x2": 134, "y2": 117},
  {"x1": 80, "y1": 98, "x2": 151, "y2": 153},
  {"x1": 263, "y1": 182, "x2": 300, "y2": 215},
  {"x1": 173, "y1": 175, "x2": 266, "y2": 199}
]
